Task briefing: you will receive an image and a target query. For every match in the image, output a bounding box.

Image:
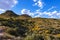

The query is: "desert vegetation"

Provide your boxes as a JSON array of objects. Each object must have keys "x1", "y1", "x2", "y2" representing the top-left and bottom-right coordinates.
[{"x1": 0, "y1": 10, "x2": 60, "y2": 40}]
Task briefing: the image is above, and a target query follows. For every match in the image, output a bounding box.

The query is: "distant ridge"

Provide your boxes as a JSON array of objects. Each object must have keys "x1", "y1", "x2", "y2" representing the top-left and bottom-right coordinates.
[
  {"x1": 0, "y1": 10, "x2": 32, "y2": 19},
  {"x1": 20, "y1": 14, "x2": 31, "y2": 18},
  {"x1": 0, "y1": 10, "x2": 57, "y2": 19}
]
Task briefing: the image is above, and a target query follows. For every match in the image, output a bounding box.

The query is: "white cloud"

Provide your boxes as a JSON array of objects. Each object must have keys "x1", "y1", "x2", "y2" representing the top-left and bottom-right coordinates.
[
  {"x1": 13, "y1": 0, "x2": 18, "y2": 4},
  {"x1": 20, "y1": 0, "x2": 60, "y2": 18},
  {"x1": 21, "y1": 9, "x2": 43, "y2": 17},
  {"x1": 43, "y1": 11, "x2": 58, "y2": 16},
  {"x1": 33, "y1": 0, "x2": 37, "y2": 2},
  {"x1": 0, "y1": 9, "x2": 5, "y2": 11},
  {"x1": 21, "y1": 9, "x2": 34, "y2": 17},
  {"x1": 47, "y1": 6, "x2": 55, "y2": 11},
  {"x1": 50, "y1": 16, "x2": 56, "y2": 18},
  {"x1": 0, "y1": 9, "x2": 5, "y2": 14},
  {"x1": 33, "y1": 0, "x2": 44, "y2": 9},
  {"x1": 21, "y1": 9, "x2": 30, "y2": 14},
  {"x1": 21, "y1": 9, "x2": 60, "y2": 18},
  {"x1": 52, "y1": 11, "x2": 57, "y2": 14},
  {"x1": 0, "y1": 0, "x2": 18, "y2": 10},
  {"x1": 56, "y1": 13, "x2": 60, "y2": 16},
  {"x1": 42, "y1": 10, "x2": 60, "y2": 18},
  {"x1": 0, "y1": 0, "x2": 18, "y2": 13},
  {"x1": 43, "y1": 12, "x2": 52, "y2": 16}
]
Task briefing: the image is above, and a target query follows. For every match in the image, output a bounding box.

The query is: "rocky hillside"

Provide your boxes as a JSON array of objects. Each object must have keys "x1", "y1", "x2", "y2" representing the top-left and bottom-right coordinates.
[{"x1": 0, "y1": 10, "x2": 60, "y2": 40}]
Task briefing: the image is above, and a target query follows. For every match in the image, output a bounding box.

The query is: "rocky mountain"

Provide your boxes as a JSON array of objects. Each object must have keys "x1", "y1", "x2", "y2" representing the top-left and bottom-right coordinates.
[
  {"x1": 0, "y1": 10, "x2": 19, "y2": 18},
  {"x1": 20, "y1": 14, "x2": 31, "y2": 17},
  {"x1": 0, "y1": 10, "x2": 60, "y2": 40}
]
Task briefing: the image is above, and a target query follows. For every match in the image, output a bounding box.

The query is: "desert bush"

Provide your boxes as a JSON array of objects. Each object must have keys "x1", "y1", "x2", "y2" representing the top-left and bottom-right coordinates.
[{"x1": 24, "y1": 33, "x2": 44, "y2": 40}]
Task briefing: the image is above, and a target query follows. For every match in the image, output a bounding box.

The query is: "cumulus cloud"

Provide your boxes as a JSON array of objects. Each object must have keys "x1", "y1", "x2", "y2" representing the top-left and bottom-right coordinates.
[
  {"x1": 43, "y1": 11, "x2": 58, "y2": 18},
  {"x1": 21, "y1": 9, "x2": 60, "y2": 18},
  {"x1": 0, "y1": 9, "x2": 5, "y2": 11},
  {"x1": 0, "y1": 0, "x2": 18, "y2": 10},
  {"x1": 0, "y1": 9, "x2": 5, "y2": 13},
  {"x1": 21, "y1": 9, "x2": 43, "y2": 17},
  {"x1": 0, "y1": 0, "x2": 18, "y2": 13},
  {"x1": 21, "y1": 9, "x2": 34, "y2": 17},
  {"x1": 21, "y1": 9, "x2": 30, "y2": 14},
  {"x1": 33, "y1": 0, "x2": 44, "y2": 9}
]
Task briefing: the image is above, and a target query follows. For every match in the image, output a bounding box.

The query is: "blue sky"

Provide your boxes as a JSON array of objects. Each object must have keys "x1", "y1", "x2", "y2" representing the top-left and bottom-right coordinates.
[{"x1": 0, "y1": 0, "x2": 60, "y2": 18}]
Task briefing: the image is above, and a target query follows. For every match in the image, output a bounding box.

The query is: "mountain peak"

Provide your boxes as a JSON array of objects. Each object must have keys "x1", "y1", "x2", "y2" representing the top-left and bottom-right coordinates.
[
  {"x1": 20, "y1": 14, "x2": 31, "y2": 18},
  {"x1": 1, "y1": 10, "x2": 18, "y2": 17}
]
